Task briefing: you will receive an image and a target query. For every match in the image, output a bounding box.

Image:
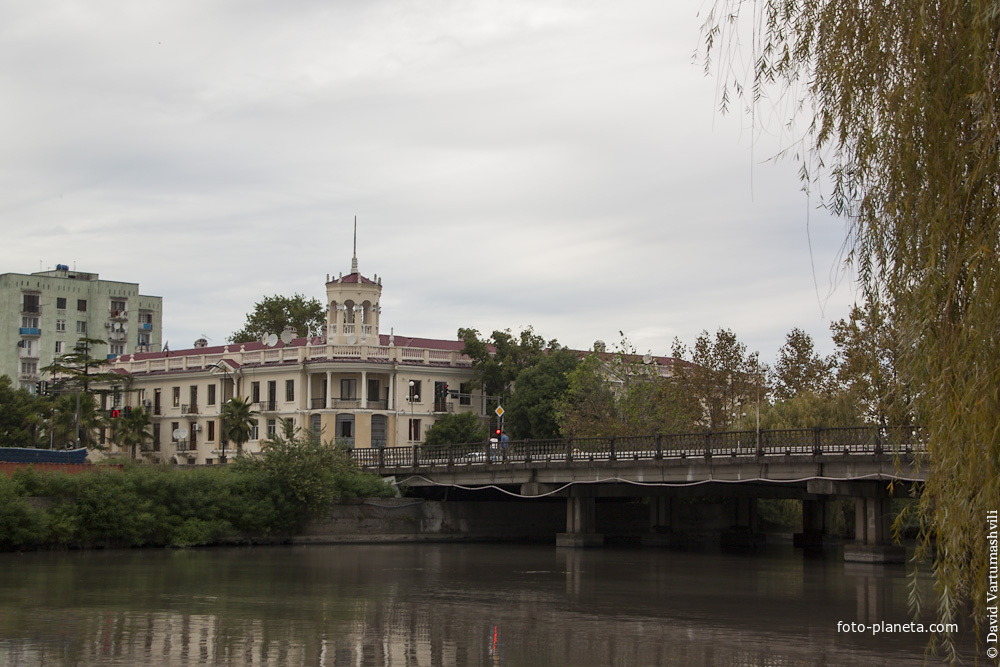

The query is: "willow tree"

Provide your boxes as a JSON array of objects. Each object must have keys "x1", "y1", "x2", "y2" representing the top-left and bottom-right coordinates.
[{"x1": 701, "y1": 0, "x2": 999, "y2": 656}]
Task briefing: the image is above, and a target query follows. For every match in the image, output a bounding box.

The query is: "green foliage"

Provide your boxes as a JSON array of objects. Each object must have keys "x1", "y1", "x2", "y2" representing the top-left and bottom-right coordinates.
[
  {"x1": 458, "y1": 326, "x2": 551, "y2": 400},
  {"x1": 671, "y1": 329, "x2": 761, "y2": 430},
  {"x1": 221, "y1": 397, "x2": 257, "y2": 455},
  {"x1": 737, "y1": 391, "x2": 863, "y2": 431},
  {"x1": 507, "y1": 346, "x2": 579, "y2": 439},
  {"x1": 233, "y1": 429, "x2": 393, "y2": 514},
  {"x1": 771, "y1": 329, "x2": 835, "y2": 401},
  {"x1": 702, "y1": 0, "x2": 1000, "y2": 655},
  {"x1": 230, "y1": 293, "x2": 326, "y2": 344},
  {"x1": 113, "y1": 406, "x2": 152, "y2": 459},
  {"x1": 0, "y1": 443, "x2": 392, "y2": 551},
  {"x1": 423, "y1": 412, "x2": 489, "y2": 447},
  {"x1": 0, "y1": 375, "x2": 49, "y2": 448},
  {"x1": 557, "y1": 337, "x2": 701, "y2": 438}
]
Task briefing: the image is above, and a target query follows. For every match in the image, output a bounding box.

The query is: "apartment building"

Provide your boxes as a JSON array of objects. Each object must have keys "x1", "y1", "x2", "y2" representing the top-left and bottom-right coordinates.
[
  {"x1": 0, "y1": 265, "x2": 163, "y2": 391},
  {"x1": 107, "y1": 255, "x2": 482, "y2": 464}
]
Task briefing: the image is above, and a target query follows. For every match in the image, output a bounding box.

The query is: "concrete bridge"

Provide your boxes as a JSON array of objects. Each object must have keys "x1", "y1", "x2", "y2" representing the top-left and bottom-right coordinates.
[{"x1": 352, "y1": 427, "x2": 924, "y2": 562}]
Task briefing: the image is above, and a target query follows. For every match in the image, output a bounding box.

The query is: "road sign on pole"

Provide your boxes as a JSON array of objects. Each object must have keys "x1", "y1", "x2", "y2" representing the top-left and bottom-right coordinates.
[{"x1": 495, "y1": 405, "x2": 504, "y2": 418}]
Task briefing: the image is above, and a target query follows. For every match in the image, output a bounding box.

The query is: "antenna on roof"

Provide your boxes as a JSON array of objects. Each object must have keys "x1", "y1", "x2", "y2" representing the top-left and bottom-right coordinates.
[{"x1": 351, "y1": 215, "x2": 359, "y2": 275}]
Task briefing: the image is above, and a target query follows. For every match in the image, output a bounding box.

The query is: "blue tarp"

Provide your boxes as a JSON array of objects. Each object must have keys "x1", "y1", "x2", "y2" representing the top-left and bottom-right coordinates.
[{"x1": 0, "y1": 447, "x2": 88, "y2": 464}]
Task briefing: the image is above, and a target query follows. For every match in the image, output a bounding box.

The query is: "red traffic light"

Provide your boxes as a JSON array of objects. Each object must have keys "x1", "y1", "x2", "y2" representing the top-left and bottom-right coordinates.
[
  {"x1": 495, "y1": 428, "x2": 501, "y2": 435},
  {"x1": 110, "y1": 408, "x2": 121, "y2": 418}
]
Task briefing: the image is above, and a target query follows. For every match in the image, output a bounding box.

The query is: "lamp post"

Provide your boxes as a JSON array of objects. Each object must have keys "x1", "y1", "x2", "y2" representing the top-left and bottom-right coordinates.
[
  {"x1": 407, "y1": 380, "x2": 419, "y2": 442},
  {"x1": 212, "y1": 362, "x2": 231, "y2": 464}
]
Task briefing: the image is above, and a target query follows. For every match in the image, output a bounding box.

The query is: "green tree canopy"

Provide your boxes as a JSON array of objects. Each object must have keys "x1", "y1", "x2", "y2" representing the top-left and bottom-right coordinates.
[
  {"x1": 702, "y1": 0, "x2": 1000, "y2": 653},
  {"x1": 458, "y1": 326, "x2": 551, "y2": 401},
  {"x1": 506, "y1": 346, "x2": 579, "y2": 440},
  {"x1": 230, "y1": 294, "x2": 326, "y2": 344},
  {"x1": 671, "y1": 329, "x2": 761, "y2": 430},
  {"x1": 0, "y1": 376, "x2": 49, "y2": 448},
  {"x1": 770, "y1": 328, "x2": 835, "y2": 401},
  {"x1": 221, "y1": 397, "x2": 257, "y2": 457},
  {"x1": 422, "y1": 412, "x2": 489, "y2": 447}
]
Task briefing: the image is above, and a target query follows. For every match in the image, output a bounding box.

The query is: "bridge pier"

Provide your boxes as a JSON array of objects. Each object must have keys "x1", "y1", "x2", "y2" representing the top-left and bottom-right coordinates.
[
  {"x1": 843, "y1": 495, "x2": 905, "y2": 563},
  {"x1": 794, "y1": 498, "x2": 840, "y2": 551},
  {"x1": 721, "y1": 497, "x2": 765, "y2": 551},
  {"x1": 556, "y1": 486, "x2": 603, "y2": 548},
  {"x1": 641, "y1": 496, "x2": 676, "y2": 547}
]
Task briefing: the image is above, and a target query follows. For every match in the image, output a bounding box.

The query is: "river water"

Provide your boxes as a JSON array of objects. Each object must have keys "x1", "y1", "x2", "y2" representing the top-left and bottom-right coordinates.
[{"x1": 0, "y1": 543, "x2": 980, "y2": 666}]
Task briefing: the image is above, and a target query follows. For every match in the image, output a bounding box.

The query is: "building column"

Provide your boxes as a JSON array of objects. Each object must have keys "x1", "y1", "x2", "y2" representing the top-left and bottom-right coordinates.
[
  {"x1": 556, "y1": 486, "x2": 603, "y2": 548},
  {"x1": 306, "y1": 372, "x2": 312, "y2": 410},
  {"x1": 326, "y1": 371, "x2": 332, "y2": 409},
  {"x1": 361, "y1": 370, "x2": 368, "y2": 408},
  {"x1": 844, "y1": 496, "x2": 905, "y2": 563}
]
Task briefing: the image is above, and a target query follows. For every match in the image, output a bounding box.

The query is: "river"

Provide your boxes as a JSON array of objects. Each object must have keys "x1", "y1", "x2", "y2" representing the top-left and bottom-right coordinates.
[{"x1": 0, "y1": 543, "x2": 980, "y2": 666}]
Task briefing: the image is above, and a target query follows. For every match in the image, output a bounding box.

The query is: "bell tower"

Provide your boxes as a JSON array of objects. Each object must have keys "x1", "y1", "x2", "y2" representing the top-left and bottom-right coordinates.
[{"x1": 325, "y1": 219, "x2": 382, "y2": 345}]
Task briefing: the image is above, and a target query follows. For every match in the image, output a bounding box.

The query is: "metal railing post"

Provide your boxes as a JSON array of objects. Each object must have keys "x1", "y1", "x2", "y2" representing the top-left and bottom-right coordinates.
[
  {"x1": 413, "y1": 445, "x2": 420, "y2": 467},
  {"x1": 655, "y1": 434, "x2": 662, "y2": 460},
  {"x1": 609, "y1": 436, "x2": 616, "y2": 462},
  {"x1": 566, "y1": 437, "x2": 574, "y2": 463}
]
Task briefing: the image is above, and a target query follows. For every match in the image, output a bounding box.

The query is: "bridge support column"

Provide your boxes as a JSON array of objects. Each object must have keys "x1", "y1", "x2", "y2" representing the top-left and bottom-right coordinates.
[
  {"x1": 721, "y1": 497, "x2": 765, "y2": 551},
  {"x1": 843, "y1": 496, "x2": 905, "y2": 563},
  {"x1": 641, "y1": 496, "x2": 676, "y2": 547},
  {"x1": 556, "y1": 486, "x2": 603, "y2": 548},
  {"x1": 794, "y1": 498, "x2": 840, "y2": 551}
]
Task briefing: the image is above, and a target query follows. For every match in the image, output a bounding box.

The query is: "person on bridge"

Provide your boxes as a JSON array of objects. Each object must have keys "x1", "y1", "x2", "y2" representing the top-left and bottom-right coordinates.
[{"x1": 500, "y1": 431, "x2": 509, "y2": 461}]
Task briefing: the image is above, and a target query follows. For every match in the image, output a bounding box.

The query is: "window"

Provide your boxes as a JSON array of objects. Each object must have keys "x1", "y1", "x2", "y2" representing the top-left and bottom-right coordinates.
[
  {"x1": 109, "y1": 344, "x2": 124, "y2": 356},
  {"x1": 372, "y1": 414, "x2": 387, "y2": 447},
  {"x1": 285, "y1": 379, "x2": 294, "y2": 402},
  {"x1": 207, "y1": 384, "x2": 216, "y2": 406},
  {"x1": 408, "y1": 418, "x2": 422, "y2": 442},
  {"x1": 434, "y1": 381, "x2": 449, "y2": 412},
  {"x1": 154, "y1": 388, "x2": 161, "y2": 415},
  {"x1": 152, "y1": 424, "x2": 160, "y2": 451},
  {"x1": 22, "y1": 294, "x2": 39, "y2": 313},
  {"x1": 55, "y1": 341, "x2": 63, "y2": 354},
  {"x1": 56, "y1": 297, "x2": 66, "y2": 310},
  {"x1": 77, "y1": 299, "x2": 87, "y2": 312},
  {"x1": 20, "y1": 361, "x2": 38, "y2": 376},
  {"x1": 408, "y1": 380, "x2": 421, "y2": 402},
  {"x1": 207, "y1": 420, "x2": 215, "y2": 442},
  {"x1": 171, "y1": 422, "x2": 179, "y2": 440},
  {"x1": 267, "y1": 419, "x2": 276, "y2": 437},
  {"x1": 190, "y1": 385, "x2": 198, "y2": 409},
  {"x1": 341, "y1": 378, "x2": 357, "y2": 400},
  {"x1": 336, "y1": 414, "x2": 354, "y2": 443},
  {"x1": 250, "y1": 422, "x2": 260, "y2": 441},
  {"x1": 56, "y1": 319, "x2": 66, "y2": 332},
  {"x1": 368, "y1": 378, "x2": 380, "y2": 405},
  {"x1": 172, "y1": 387, "x2": 180, "y2": 407},
  {"x1": 76, "y1": 321, "x2": 87, "y2": 334},
  {"x1": 139, "y1": 312, "x2": 153, "y2": 324},
  {"x1": 22, "y1": 316, "x2": 39, "y2": 329},
  {"x1": 110, "y1": 300, "x2": 126, "y2": 313},
  {"x1": 251, "y1": 381, "x2": 260, "y2": 403},
  {"x1": 137, "y1": 333, "x2": 151, "y2": 346},
  {"x1": 460, "y1": 382, "x2": 472, "y2": 406}
]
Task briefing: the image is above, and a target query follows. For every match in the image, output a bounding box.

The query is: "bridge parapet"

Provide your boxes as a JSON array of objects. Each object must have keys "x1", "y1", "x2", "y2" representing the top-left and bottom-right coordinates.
[{"x1": 351, "y1": 426, "x2": 925, "y2": 472}]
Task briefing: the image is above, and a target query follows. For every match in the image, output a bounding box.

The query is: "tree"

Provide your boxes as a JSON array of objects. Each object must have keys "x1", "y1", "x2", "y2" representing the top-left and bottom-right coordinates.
[
  {"x1": 221, "y1": 397, "x2": 257, "y2": 457},
  {"x1": 701, "y1": 1, "x2": 1000, "y2": 654},
  {"x1": 113, "y1": 407, "x2": 152, "y2": 460},
  {"x1": 671, "y1": 329, "x2": 761, "y2": 430},
  {"x1": 49, "y1": 392, "x2": 102, "y2": 449},
  {"x1": 229, "y1": 294, "x2": 326, "y2": 344},
  {"x1": 770, "y1": 329, "x2": 835, "y2": 401},
  {"x1": 42, "y1": 337, "x2": 120, "y2": 394},
  {"x1": 506, "y1": 346, "x2": 579, "y2": 440},
  {"x1": 458, "y1": 327, "x2": 550, "y2": 401},
  {"x1": 556, "y1": 352, "x2": 620, "y2": 438},
  {"x1": 0, "y1": 376, "x2": 49, "y2": 448},
  {"x1": 422, "y1": 412, "x2": 489, "y2": 447},
  {"x1": 830, "y1": 301, "x2": 913, "y2": 427}
]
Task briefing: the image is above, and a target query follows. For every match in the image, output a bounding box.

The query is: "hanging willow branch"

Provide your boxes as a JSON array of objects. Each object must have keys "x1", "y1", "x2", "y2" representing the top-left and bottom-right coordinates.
[{"x1": 700, "y1": 0, "x2": 1000, "y2": 661}]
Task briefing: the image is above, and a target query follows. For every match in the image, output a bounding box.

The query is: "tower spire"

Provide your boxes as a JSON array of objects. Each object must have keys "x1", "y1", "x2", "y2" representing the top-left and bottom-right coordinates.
[{"x1": 351, "y1": 215, "x2": 359, "y2": 275}]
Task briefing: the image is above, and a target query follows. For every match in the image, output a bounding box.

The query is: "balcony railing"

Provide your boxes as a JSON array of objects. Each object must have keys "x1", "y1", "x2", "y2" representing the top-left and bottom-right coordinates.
[
  {"x1": 256, "y1": 400, "x2": 278, "y2": 412},
  {"x1": 331, "y1": 398, "x2": 360, "y2": 409},
  {"x1": 21, "y1": 306, "x2": 40, "y2": 315},
  {"x1": 310, "y1": 397, "x2": 328, "y2": 409},
  {"x1": 140, "y1": 322, "x2": 153, "y2": 331},
  {"x1": 367, "y1": 399, "x2": 388, "y2": 410},
  {"x1": 109, "y1": 309, "x2": 128, "y2": 319},
  {"x1": 19, "y1": 327, "x2": 41, "y2": 336},
  {"x1": 181, "y1": 403, "x2": 199, "y2": 415},
  {"x1": 18, "y1": 347, "x2": 39, "y2": 359}
]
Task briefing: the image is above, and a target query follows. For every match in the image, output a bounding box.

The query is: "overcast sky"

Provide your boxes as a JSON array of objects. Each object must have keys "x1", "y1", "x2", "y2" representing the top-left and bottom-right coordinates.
[{"x1": 1, "y1": 0, "x2": 860, "y2": 365}]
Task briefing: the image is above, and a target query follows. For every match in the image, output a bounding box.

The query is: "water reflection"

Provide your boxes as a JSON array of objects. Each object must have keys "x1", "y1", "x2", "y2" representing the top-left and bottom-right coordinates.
[{"x1": 0, "y1": 545, "x2": 979, "y2": 666}]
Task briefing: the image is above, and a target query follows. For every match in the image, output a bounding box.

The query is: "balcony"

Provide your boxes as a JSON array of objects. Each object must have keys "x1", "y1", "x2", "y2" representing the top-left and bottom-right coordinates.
[
  {"x1": 366, "y1": 399, "x2": 388, "y2": 410},
  {"x1": 140, "y1": 322, "x2": 153, "y2": 331},
  {"x1": 181, "y1": 403, "x2": 199, "y2": 415},
  {"x1": 330, "y1": 398, "x2": 360, "y2": 409},
  {"x1": 108, "y1": 330, "x2": 127, "y2": 342},
  {"x1": 21, "y1": 306, "x2": 40, "y2": 315},
  {"x1": 310, "y1": 397, "x2": 328, "y2": 409},
  {"x1": 256, "y1": 400, "x2": 278, "y2": 412},
  {"x1": 18, "y1": 347, "x2": 39, "y2": 360},
  {"x1": 19, "y1": 327, "x2": 41, "y2": 336},
  {"x1": 109, "y1": 309, "x2": 128, "y2": 320}
]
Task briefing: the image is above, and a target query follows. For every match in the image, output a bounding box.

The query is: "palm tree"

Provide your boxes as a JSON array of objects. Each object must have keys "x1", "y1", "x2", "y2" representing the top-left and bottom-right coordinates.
[
  {"x1": 114, "y1": 406, "x2": 152, "y2": 460},
  {"x1": 221, "y1": 396, "x2": 257, "y2": 462}
]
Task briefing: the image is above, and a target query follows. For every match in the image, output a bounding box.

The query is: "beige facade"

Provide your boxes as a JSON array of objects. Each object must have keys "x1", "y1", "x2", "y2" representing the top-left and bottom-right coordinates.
[{"x1": 107, "y1": 256, "x2": 482, "y2": 464}]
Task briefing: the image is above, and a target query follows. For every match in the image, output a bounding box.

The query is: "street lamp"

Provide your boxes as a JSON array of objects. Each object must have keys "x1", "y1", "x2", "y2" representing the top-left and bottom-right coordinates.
[
  {"x1": 407, "y1": 380, "x2": 419, "y2": 442},
  {"x1": 212, "y1": 362, "x2": 232, "y2": 464}
]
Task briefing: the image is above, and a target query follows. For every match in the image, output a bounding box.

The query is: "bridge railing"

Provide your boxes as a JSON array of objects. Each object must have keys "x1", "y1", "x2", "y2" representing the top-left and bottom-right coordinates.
[{"x1": 351, "y1": 426, "x2": 925, "y2": 470}]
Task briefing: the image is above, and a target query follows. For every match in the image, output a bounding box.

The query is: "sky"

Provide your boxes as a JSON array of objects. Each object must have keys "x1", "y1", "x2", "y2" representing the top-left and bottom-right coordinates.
[{"x1": 1, "y1": 0, "x2": 860, "y2": 366}]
